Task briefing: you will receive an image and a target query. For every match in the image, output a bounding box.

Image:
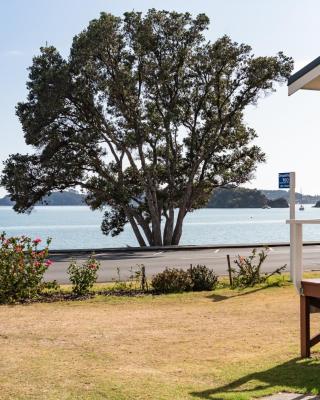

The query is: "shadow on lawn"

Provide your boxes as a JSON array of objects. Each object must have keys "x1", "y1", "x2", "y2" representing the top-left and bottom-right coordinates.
[
  {"x1": 190, "y1": 357, "x2": 320, "y2": 399},
  {"x1": 208, "y1": 286, "x2": 267, "y2": 302}
]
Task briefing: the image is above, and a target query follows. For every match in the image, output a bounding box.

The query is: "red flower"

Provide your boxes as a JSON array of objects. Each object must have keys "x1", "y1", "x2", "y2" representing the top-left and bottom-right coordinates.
[
  {"x1": 34, "y1": 261, "x2": 41, "y2": 267},
  {"x1": 44, "y1": 260, "x2": 53, "y2": 267},
  {"x1": 33, "y1": 238, "x2": 42, "y2": 245}
]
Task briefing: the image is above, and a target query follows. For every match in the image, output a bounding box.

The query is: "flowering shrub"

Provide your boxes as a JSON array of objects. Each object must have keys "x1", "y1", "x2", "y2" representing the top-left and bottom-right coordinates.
[
  {"x1": 67, "y1": 255, "x2": 100, "y2": 295},
  {"x1": 0, "y1": 233, "x2": 52, "y2": 303},
  {"x1": 231, "y1": 247, "x2": 286, "y2": 288}
]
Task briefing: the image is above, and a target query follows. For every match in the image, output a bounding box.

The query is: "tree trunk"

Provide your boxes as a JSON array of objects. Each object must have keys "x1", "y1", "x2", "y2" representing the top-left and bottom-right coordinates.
[
  {"x1": 146, "y1": 189, "x2": 162, "y2": 246},
  {"x1": 172, "y1": 183, "x2": 193, "y2": 245},
  {"x1": 125, "y1": 209, "x2": 146, "y2": 247},
  {"x1": 163, "y1": 208, "x2": 174, "y2": 245},
  {"x1": 171, "y1": 206, "x2": 186, "y2": 245},
  {"x1": 131, "y1": 209, "x2": 154, "y2": 246}
]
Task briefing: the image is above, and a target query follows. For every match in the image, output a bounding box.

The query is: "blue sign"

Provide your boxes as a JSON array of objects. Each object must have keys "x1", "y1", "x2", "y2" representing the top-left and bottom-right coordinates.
[{"x1": 279, "y1": 172, "x2": 290, "y2": 189}]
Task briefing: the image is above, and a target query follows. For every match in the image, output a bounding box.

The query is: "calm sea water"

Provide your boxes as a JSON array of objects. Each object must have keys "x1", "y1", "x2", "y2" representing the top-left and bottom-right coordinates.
[{"x1": 0, "y1": 205, "x2": 319, "y2": 249}]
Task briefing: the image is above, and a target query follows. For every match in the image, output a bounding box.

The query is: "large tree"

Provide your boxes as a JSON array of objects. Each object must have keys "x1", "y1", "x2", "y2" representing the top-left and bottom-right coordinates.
[{"x1": 1, "y1": 10, "x2": 293, "y2": 246}]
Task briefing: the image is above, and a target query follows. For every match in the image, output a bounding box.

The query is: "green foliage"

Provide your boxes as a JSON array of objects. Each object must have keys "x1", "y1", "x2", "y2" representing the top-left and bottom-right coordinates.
[
  {"x1": 152, "y1": 264, "x2": 218, "y2": 293},
  {"x1": 267, "y1": 197, "x2": 289, "y2": 208},
  {"x1": 1, "y1": 9, "x2": 293, "y2": 247},
  {"x1": 111, "y1": 264, "x2": 148, "y2": 292},
  {"x1": 207, "y1": 187, "x2": 289, "y2": 208},
  {"x1": 67, "y1": 255, "x2": 100, "y2": 295},
  {"x1": 151, "y1": 268, "x2": 193, "y2": 293},
  {"x1": 40, "y1": 280, "x2": 60, "y2": 291},
  {"x1": 188, "y1": 264, "x2": 218, "y2": 291},
  {"x1": 231, "y1": 247, "x2": 286, "y2": 288},
  {"x1": 130, "y1": 264, "x2": 148, "y2": 292},
  {"x1": 0, "y1": 233, "x2": 52, "y2": 303},
  {"x1": 207, "y1": 187, "x2": 268, "y2": 208}
]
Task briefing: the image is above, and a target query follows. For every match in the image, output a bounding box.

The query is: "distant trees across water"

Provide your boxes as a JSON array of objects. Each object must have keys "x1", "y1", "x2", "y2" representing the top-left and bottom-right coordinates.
[
  {"x1": 0, "y1": 190, "x2": 85, "y2": 206},
  {"x1": 0, "y1": 188, "x2": 307, "y2": 208},
  {"x1": 1, "y1": 187, "x2": 316, "y2": 208},
  {"x1": 262, "y1": 190, "x2": 320, "y2": 204},
  {"x1": 207, "y1": 188, "x2": 289, "y2": 208}
]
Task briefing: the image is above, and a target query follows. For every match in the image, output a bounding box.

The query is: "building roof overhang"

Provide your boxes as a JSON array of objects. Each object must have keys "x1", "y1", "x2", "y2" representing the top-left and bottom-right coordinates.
[{"x1": 288, "y1": 56, "x2": 320, "y2": 95}]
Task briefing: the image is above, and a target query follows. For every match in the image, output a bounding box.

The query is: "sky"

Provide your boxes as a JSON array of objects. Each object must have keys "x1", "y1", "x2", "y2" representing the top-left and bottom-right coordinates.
[{"x1": 1, "y1": 0, "x2": 320, "y2": 195}]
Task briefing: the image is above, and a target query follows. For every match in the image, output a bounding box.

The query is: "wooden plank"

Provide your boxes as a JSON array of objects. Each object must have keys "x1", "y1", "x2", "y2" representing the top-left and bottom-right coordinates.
[
  {"x1": 300, "y1": 295, "x2": 311, "y2": 358},
  {"x1": 310, "y1": 333, "x2": 320, "y2": 347},
  {"x1": 301, "y1": 281, "x2": 320, "y2": 298}
]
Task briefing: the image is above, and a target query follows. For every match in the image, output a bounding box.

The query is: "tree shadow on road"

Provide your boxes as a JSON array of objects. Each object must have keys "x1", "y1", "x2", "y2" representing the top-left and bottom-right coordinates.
[{"x1": 190, "y1": 357, "x2": 320, "y2": 399}]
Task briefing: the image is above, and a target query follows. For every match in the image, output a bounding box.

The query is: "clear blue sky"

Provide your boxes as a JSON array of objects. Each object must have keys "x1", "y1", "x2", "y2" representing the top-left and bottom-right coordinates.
[{"x1": 1, "y1": 0, "x2": 320, "y2": 195}]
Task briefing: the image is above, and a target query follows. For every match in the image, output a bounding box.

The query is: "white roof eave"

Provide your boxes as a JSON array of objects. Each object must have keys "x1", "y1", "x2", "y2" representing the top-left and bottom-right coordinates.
[{"x1": 288, "y1": 63, "x2": 320, "y2": 96}]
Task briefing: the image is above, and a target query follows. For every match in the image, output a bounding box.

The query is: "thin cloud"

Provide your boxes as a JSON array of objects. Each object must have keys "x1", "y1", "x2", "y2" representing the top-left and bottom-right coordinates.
[{"x1": 5, "y1": 50, "x2": 24, "y2": 56}]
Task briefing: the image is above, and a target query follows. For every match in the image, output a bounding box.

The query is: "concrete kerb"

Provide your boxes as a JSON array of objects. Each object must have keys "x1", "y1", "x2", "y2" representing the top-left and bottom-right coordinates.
[
  {"x1": 47, "y1": 241, "x2": 320, "y2": 256},
  {"x1": 260, "y1": 394, "x2": 320, "y2": 400}
]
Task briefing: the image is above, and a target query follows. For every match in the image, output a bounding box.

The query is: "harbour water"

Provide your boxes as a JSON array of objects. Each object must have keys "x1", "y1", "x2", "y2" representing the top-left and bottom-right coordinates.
[{"x1": 0, "y1": 205, "x2": 319, "y2": 250}]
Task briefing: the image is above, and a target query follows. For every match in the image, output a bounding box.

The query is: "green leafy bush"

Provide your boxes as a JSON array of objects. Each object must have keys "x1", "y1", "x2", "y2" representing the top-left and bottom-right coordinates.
[
  {"x1": 0, "y1": 233, "x2": 52, "y2": 303},
  {"x1": 231, "y1": 247, "x2": 286, "y2": 288},
  {"x1": 151, "y1": 268, "x2": 193, "y2": 293},
  {"x1": 151, "y1": 265, "x2": 218, "y2": 294},
  {"x1": 188, "y1": 264, "x2": 218, "y2": 291},
  {"x1": 67, "y1": 255, "x2": 100, "y2": 295}
]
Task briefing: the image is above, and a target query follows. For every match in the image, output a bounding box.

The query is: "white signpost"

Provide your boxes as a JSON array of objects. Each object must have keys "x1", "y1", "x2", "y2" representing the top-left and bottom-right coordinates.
[{"x1": 279, "y1": 172, "x2": 296, "y2": 281}]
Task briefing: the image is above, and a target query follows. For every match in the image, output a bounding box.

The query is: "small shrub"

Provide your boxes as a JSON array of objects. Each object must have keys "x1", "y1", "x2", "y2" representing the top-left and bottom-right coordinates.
[
  {"x1": 111, "y1": 281, "x2": 129, "y2": 291},
  {"x1": 188, "y1": 264, "x2": 218, "y2": 291},
  {"x1": 231, "y1": 247, "x2": 286, "y2": 288},
  {"x1": 0, "y1": 233, "x2": 52, "y2": 303},
  {"x1": 129, "y1": 264, "x2": 148, "y2": 292},
  {"x1": 40, "y1": 280, "x2": 60, "y2": 291},
  {"x1": 151, "y1": 268, "x2": 193, "y2": 293},
  {"x1": 67, "y1": 255, "x2": 100, "y2": 295}
]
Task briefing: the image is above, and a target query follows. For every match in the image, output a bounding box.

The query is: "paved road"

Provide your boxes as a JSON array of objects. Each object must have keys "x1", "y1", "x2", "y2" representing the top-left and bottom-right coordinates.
[{"x1": 44, "y1": 245, "x2": 320, "y2": 283}]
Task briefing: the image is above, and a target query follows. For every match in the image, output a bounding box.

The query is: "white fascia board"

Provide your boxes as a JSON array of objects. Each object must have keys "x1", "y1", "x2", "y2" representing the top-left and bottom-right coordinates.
[{"x1": 288, "y1": 63, "x2": 320, "y2": 96}]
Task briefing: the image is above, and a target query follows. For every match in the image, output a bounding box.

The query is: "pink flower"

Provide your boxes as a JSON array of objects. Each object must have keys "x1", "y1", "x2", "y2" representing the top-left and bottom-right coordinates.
[
  {"x1": 34, "y1": 261, "x2": 41, "y2": 267},
  {"x1": 44, "y1": 260, "x2": 53, "y2": 267},
  {"x1": 33, "y1": 238, "x2": 42, "y2": 245}
]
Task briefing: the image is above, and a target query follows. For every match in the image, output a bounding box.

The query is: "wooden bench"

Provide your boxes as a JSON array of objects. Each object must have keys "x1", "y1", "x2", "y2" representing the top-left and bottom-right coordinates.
[
  {"x1": 300, "y1": 279, "x2": 320, "y2": 357},
  {"x1": 286, "y1": 220, "x2": 320, "y2": 358}
]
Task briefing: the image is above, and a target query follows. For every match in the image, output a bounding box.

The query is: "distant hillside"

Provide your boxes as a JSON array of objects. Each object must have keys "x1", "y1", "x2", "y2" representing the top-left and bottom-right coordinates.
[
  {"x1": 261, "y1": 190, "x2": 320, "y2": 204},
  {"x1": 0, "y1": 190, "x2": 86, "y2": 206},
  {"x1": 206, "y1": 187, "x2": 288, "y2": 208}
]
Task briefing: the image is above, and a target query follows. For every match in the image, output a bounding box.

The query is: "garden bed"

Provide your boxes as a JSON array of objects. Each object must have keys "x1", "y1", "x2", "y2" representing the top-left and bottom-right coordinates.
[{"x1": 16, "y1": 289, "x2": 152, "y2": 304}]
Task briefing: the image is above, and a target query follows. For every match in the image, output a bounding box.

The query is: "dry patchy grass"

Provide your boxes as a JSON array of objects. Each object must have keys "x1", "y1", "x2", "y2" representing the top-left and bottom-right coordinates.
[{"x1": 0, "y1": 284, "x2": 320, "y2": 399}]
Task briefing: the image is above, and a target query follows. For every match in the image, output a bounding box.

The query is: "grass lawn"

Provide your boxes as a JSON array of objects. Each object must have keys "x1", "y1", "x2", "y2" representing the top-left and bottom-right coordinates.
[{"x1": 1, "y1": 282, "x2": 320, "y2": 399}]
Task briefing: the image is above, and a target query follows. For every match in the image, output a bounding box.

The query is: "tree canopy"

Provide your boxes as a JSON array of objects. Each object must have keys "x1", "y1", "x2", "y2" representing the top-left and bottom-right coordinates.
[{"x1": 1, "y1": 9, "x2": 293, "y2": 246}]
